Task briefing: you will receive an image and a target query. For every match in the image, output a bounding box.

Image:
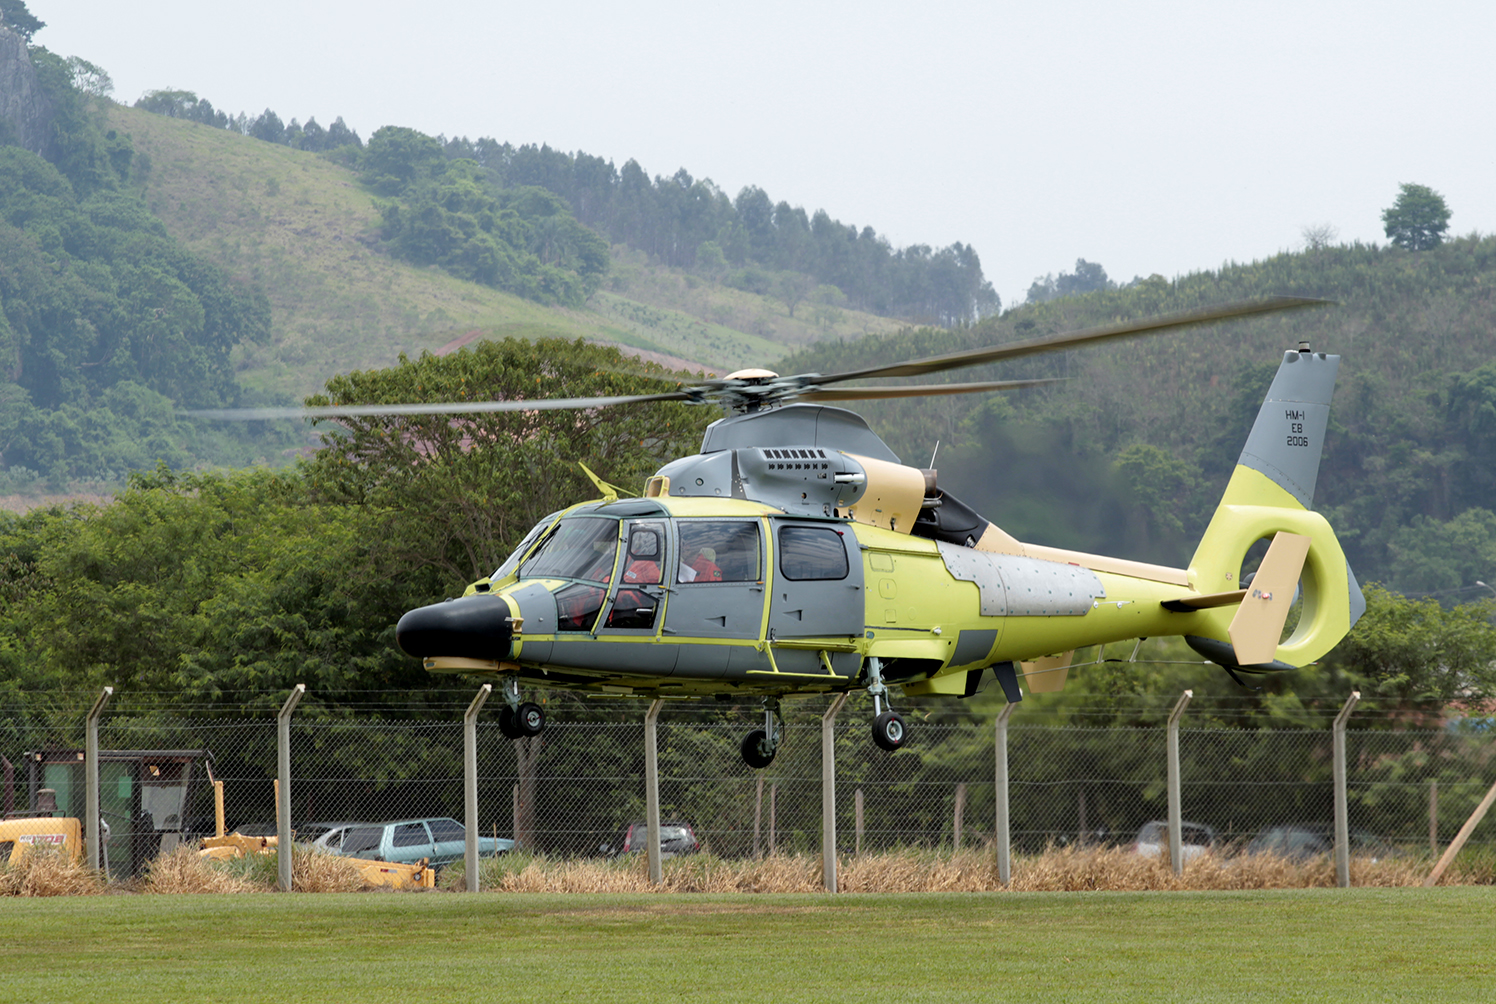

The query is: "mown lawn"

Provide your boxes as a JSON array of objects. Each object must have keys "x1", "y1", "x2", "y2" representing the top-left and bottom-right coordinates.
[{"x1": 4, "y1": 888, "x2": 1492, "y2": 1003}]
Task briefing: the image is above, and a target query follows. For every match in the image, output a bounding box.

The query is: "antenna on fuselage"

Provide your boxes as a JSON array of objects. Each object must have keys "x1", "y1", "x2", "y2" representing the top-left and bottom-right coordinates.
[{"x1": 929, "y1": 440, "x2": 941, "y2": 469}]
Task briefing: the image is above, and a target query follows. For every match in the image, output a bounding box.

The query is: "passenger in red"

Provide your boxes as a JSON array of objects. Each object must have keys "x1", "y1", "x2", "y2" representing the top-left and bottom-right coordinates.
[{"x1": 688, "y1": 546, "x2": 723, "y2": 582}]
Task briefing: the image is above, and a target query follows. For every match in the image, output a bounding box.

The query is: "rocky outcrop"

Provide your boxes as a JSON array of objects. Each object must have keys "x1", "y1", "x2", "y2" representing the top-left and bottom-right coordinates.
[{"x1": 0, "y1": 23, "x2": 54, "y2": 159}]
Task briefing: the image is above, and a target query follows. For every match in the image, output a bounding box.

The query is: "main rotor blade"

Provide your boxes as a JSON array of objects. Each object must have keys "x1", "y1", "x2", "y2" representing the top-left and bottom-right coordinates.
[
  {"x1": 182, "y1": 390, "x2": 699, "y2": 422},
  {"x1": 809, "y1": 296, "x2": 1331, "y2": 387},
  {"x1": 798, "y1": 377, "x2": 1065, "y2": 402}
]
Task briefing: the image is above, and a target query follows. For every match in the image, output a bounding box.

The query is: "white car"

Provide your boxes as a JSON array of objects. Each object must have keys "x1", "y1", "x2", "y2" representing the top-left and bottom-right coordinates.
[
  {"x1": 296, "y1": 821, "x2": 365, "y2": 853},
  {"x1": 1130, "y1": 820, "x2": 1218, "y2": 862}
]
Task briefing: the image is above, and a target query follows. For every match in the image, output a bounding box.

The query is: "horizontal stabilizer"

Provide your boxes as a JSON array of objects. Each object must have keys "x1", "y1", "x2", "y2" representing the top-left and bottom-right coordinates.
[
  {"x1": 1228, "y1": 531, "x2": 1311, "y2": 665},
  {"x1": 1161, "y1": 589, "x2": 1248, "y2": 612}
]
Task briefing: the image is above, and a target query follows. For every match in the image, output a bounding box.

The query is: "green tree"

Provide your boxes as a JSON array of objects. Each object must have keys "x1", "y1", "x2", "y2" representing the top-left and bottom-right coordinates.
[
  {"x1": 0, "y1": 0, "x2": 43, "y2": 42},
  {"x1": 1381, "y1": 182, "x2": 1451, "y2": 251},
  {"x1": 301, "y1": 337, "x2": 714, "y2": 584},
  {"x1": 1320, "y1": 584, "x2": 1496, "y2": 712},
  {"x1": 0, "y1": 467, "x2": 421, "y2": 710}
]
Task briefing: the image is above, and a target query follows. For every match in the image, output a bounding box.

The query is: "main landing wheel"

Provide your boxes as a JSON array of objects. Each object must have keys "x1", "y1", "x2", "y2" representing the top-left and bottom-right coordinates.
[
  {"x1": 871, "y1": 710, "x2": 907, "y2": 752},
  {"x1": 515, "y1": 701, "x2": 545, "y2": 737},
  {"x1": 740, "y1": 729, "x2": 776, "y2": 769}
]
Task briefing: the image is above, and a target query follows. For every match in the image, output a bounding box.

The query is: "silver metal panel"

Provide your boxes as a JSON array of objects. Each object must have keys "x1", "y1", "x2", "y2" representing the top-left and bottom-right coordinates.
[
  {"x1": 1238, "y1": 351, "x2": 1339, "y2": 509},
  {"x1": 937, "y1": 542, "x2": 1104, "y2": 617},
  {"x1": 937, "y1": 542, "x2": 1009, "y2": 616}
]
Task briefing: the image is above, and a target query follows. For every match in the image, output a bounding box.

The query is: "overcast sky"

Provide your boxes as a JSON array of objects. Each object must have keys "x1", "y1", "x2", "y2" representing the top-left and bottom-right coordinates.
[{"x1": 34, "y1": 0, "x2": 1496, "y2": 308}]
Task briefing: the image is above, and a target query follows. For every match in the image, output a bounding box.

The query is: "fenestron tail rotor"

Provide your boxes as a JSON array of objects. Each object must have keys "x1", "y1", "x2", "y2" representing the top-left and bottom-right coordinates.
[{"x1": 182, "y1": 296, "x2": 1330, "y2": 422}]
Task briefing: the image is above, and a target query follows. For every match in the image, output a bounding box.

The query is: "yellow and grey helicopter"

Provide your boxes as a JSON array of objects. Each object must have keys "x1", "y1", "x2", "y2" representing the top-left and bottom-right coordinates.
[{"x1": 197, "y1": 297, "x2": 1363, "y2": 767}]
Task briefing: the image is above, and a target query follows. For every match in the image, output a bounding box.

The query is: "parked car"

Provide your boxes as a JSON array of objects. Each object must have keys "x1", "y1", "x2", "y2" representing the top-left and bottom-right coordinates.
[
  {"x1": 1244, "y1": 824, "x2": 1395, "y2": 863},
  {"x1": 1129, "y1": 820, "x2": 1218, "y2": 862},
  {"x1": 336, "y1": 817, "x2": 513, "y2": 866},
  {"x1": 601, "y1": 820, "x2": 700, "y2": 859},
  {"x1": 297, "y1": 821, "x2": 365, "y2": 853}
]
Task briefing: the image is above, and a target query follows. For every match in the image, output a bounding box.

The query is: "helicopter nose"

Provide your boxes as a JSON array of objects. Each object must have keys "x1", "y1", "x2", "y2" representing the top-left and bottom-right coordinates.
[{"x1": 396, "y1": 594, "x2": 514, "y2": 660}]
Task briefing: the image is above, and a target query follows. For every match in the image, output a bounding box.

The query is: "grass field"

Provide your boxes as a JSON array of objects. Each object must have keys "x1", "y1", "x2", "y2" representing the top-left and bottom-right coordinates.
[{"x1": 3, "y1": 889, "x2": 1492, "y2": 1003}]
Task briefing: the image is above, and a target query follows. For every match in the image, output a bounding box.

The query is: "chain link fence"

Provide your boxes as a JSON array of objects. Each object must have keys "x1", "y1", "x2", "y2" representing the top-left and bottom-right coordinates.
[{"x1": 4, "y1": 697, "x2": 1493, "y2": 880}]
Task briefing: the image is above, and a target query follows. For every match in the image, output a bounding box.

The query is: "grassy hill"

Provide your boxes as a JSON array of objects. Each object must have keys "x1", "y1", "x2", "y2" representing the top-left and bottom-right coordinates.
[
  {"x1": 110, "y1": 106, "x2": 900, "y2": 402},
  {"x1": 777, "y1": 236, "x2": 1496, "y2": 591}
]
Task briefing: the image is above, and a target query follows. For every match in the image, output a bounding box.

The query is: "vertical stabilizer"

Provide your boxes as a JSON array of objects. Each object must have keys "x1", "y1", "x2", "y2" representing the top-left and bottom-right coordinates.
[
  {"x1": 1187, "y1": 348, "x2": 1363, "y2": 670},
  {"x1": 1235, "y1": 349, "x2": 1339, "y2": 509}
]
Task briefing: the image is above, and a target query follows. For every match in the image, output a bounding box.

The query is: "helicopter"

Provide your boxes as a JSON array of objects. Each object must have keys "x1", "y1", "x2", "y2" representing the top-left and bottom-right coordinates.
[{"x1": 193, "y1": 296, "x2": 1365, "y2": 768}]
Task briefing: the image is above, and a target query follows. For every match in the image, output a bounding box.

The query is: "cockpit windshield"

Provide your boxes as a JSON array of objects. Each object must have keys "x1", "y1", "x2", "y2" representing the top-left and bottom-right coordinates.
[
  {"x1": 490, "y1": 511, "x2": 563, "y2": 581},
  {"x1": 518, "y1": 517, "x2": 619, "y2": 582}
]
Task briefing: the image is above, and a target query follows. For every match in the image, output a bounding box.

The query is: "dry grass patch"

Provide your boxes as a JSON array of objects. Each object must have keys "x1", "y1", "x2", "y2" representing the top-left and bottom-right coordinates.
[
  {"x1": 448, "y1": 846, "x2": 1471, "y2": 894},
  {"x1": 142, "y1": 846, "x2": 371, "y2": 894},
  {"x1": 143, "y1": 846, "x2": 262, "y2": 894},
  {"x1": 0, "y1": 847, "x2": 106, "y2": 896},
  {"x1": 292, "y1": 849, "x2": 370, "y2": 893}
]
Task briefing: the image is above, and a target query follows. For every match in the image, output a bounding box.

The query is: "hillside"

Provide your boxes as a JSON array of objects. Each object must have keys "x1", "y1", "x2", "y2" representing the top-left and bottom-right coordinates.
[
  {"x1": 778, "y1": 237, "x2": 1496, "y2": 594},
  {"x1": 110, "y1": 105, "x2": 900, "y2": 401}
]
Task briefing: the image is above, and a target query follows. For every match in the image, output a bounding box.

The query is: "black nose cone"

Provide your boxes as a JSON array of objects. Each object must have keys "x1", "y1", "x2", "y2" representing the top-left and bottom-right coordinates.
[{"x1": 397, "y1": 594, "x2": 514, "y2": 660}]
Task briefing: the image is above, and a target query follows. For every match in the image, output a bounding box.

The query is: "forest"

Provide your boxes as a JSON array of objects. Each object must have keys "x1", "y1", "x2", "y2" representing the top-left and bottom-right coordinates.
[{"x1": 128, "y1": 93, "x2": 999, "y2": 326}]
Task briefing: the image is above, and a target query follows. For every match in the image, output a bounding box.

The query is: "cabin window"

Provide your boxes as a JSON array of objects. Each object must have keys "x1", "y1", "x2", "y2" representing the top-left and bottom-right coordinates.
[
  {"x1": 519, "y1": 517, "x2": 618, "y2": 582},
  {"x1": 678, "y1": 521, "x2": 761, "y2": 583},
  {"x1": 778, "y1": 526, "x2": 849, "y2": 581}
]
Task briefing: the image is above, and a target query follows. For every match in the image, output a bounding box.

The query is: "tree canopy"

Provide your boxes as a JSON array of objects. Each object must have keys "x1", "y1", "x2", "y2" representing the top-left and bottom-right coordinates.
[
  {"x1": 1381, "y1": 182, "x2": 1451, "y2": 251},
  {"x1": 300, "y1": 337, "x2": 714, "y2": 583},
  {"x1": 0, "y1": 0, "x2": 44, "y2": 42},
  {"x1": 361, "y1": 128, "x2": 609, "y2": 307}
]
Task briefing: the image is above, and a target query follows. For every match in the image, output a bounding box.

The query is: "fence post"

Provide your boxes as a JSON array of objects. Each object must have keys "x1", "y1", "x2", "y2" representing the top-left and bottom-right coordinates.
[
  {"x1": 855, "y1": 789, "x2": 864, "y2": 856},
  {"x1": 1430, "y1": 780, "x2": 1439, "y2": 856},
  {"x1": 1425, "y1": 776, "x2": 1496, "y2": 886},
  {"x1": 821, "y1": 693, "x2": 849, "y2": 892},
  {"x1": 276, "y1": 684, "x2": 306, "y2": 893},
  {"x1": 644, "y1": 699, "x2": 664, "y2": 885},
  {"x1": 770, "y1": 784, "x2": 778, "y2": 854},
  {"x1": 1333, "y1": 690, "x2": 1360, "y2": 888},
  {"x1": 753, "y1": 775, "x2": 764, "y2": 858},
  {"x1": 84, "y1": 686, "x2": 113, "y2": 874},
  {"x1": 1166, "y1": 689, "x2": 1193, "y2": 875},
  {"x1": 994, "y1": 700, "x2": 1017, "y2": 885},
  {"x1": 464, "y1": 684, "x2": 492, "y2": 892},
  {"x1": 954, "y1": 783, "x2": 967, "y2": 852}
]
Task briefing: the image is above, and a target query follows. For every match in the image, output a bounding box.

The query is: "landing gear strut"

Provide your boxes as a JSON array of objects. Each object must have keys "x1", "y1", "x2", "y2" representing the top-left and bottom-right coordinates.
[
  {"x1": 865, "y1": 657, "x2": 907, "y2": 752},
  {"x1": 497, "y1": 675, "x2": 544, "y2": 740},
  {"x1": 740, "y1": 696, "x2": 783, "y2": 769}
]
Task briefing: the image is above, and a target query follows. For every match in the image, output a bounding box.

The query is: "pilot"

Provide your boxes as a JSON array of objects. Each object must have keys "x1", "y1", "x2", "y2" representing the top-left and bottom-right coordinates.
[
  {"x1": 622, "y1": 528, "x2": 662, "y2": 584},
  {"x1": 688, "y1": 546, "x2": 723, "y2": 582}
]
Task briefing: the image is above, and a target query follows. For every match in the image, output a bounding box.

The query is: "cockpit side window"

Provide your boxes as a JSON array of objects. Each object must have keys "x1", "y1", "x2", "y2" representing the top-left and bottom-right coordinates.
[
  {"x1": 491, "y1": 511, "x2": 564, "y2": 580},
  {"x1": 518, "y1": 517, "x2": 619, "y2": 582}
]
